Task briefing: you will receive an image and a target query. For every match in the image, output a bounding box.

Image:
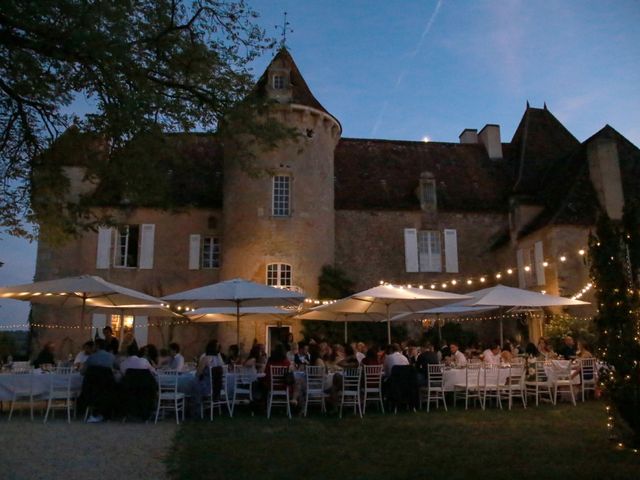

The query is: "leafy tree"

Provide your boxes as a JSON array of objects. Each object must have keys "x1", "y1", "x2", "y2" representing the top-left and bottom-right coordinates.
[
  {"x1": 544, "y1": 314, "x2": 597, "y2": 352},
  {"x1": 589, "y1": 210, "x2": 640, "y2": 446},
  {"x1": 0, "y1": 0, "x2": 291, "y2": 241}
]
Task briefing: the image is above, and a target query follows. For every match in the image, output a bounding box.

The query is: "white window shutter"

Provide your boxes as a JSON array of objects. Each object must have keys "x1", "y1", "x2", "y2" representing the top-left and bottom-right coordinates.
[
  {"x1": 534, "y1": 241, "x2": 546, "y2": 286},
  {"x1": 516, "y1": 249, "x2": 525, "y2": 288},
  {"x1": 404, "y1": 229, "x2": 419, "y2": 272},
  {"x1": 139, "y1": 224, "x2": 155, "y2": 269},
  {"x1": 133, "y1": 316, "x2": 148, "y2": 346},
  {"x1": 188, "y1": 234, "x2": 201, "y2": 270},
  {"x1": 91, "y1": 313, "x2": 107, "y2": 332},
  {"x1": 444, "y1": 229, "x2": 459, "y2": 273},
  {"x1": 96, "y1": 228, "x2": 112, "y2": 269}
]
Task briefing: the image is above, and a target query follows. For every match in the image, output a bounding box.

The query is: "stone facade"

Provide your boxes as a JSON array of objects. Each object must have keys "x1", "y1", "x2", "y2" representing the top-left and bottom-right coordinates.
[{"x1": 31, "y1": 48, "x2": 640, "y2": 359}]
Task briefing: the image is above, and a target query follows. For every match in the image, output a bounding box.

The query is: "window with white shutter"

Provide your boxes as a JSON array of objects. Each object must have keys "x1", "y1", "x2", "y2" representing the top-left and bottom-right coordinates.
[
  {"x1": 444, "y1": 229, "x2": 459, "y2": 273},
  {"x1": 188, "y1": 234, "x2": 201, "y2": 270},
  {"x1": 404, "y1": 228, "x2": 419, "y2": 272},
  {"x1": 139, "y1": 224, "x2": 155, "y2": 269},
  {"x1": 96, "y1": 227, "x2": 112, "y2": 269},
  {"x1": 114, "y1": 225, "x2": 140, "y2": 268}
]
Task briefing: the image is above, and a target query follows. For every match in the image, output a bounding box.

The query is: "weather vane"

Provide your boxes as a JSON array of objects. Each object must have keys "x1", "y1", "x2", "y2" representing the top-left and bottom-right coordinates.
[{"x1": 275, "y1": 11, "x2": 293, "y2": 48}]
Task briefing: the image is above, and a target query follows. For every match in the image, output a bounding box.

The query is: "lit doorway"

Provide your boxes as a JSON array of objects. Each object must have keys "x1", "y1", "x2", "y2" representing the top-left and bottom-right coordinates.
[{"x1": 266, "y1": 325, "x2": 291, "y2": 355}]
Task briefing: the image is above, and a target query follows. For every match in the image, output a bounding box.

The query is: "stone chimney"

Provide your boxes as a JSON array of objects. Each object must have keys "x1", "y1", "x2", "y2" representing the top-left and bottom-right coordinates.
[
  {"x1": 478, "y1": 124, "x2": 503, "y2": 160},
  {"x1": 587, "y1": 137, "x2": 624, "y2": 220},
  {"x1": 459, "y1": 129, "x2": 478, "y2": 144}
]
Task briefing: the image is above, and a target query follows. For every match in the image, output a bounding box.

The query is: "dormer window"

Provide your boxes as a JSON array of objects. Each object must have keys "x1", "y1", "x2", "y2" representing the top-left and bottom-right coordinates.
[
  {"x1": 273, "y1": 74, "x2": 285, "y2": 90},
  {"x1": 419, "y1": 172, "x2": 437, "y2": 210}
]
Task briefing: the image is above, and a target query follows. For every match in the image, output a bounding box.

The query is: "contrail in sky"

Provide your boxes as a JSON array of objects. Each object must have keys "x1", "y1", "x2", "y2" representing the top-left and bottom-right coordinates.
[{"x1": 371, "y1": 0, "x2": 443, "y2": 137}]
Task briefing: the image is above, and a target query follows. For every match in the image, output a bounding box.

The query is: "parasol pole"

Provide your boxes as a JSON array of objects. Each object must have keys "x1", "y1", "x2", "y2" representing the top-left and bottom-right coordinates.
[
  {"x1": 81, "y1": 294, "x2": 88, "y2": 340},
  {"x1": 386, "y1": 303, "x2": 391, "y2": 344},
  {"x1": 437, "y1": 314, "x2": 442, "y2": 343},
  {"x1": 236, "y1": 300, "x2": 241, "y2": 346},
  {"x1": 344, "y1": 319, "x2": 348, "y2": 344}
]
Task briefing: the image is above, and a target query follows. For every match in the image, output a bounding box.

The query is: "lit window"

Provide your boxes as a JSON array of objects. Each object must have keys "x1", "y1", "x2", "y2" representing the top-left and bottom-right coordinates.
[
  {"x1": 110, "y1": 314, "x2": 134, "y2": 339},
  {"x1": 418, "y1": 230, "x2": 442, "y2": 272},
  {"x1": 202, "y1": 237, "x2": 220, "y2": 269},
  {"x1": 114, "y1": 225, "x2": 139, "y2": 267},
  {"x1": 267, "y1": 263, "x2": 292, "y2": 287},
  {"x1": 273, "y1": 74, "x2": 285, "y2": 89},
  {"x1": 419, "y1": 173, "x2": 437, "y2": 209},
  {"x1": 272, "y1": 175, "x2": 291, "y2": 216}
]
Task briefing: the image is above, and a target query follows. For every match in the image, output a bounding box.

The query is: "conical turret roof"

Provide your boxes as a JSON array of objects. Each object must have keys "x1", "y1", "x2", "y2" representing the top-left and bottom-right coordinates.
[{"x1": 253, "y1": 48, "x2": 339, "y2": 127}]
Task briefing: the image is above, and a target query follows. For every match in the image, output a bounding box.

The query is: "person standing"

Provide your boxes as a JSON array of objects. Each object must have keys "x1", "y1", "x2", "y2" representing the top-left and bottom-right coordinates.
[{"x1": 102, "y1": 326, "x2": 119, "y2": 355}]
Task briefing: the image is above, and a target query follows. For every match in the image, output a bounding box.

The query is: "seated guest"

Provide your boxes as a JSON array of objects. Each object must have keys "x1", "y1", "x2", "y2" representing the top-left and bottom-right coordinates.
[
  {"x1": 74, "y1": 341, "x2": 95, "y2": 370},
  {"x1": 449, "y1": 343, "x2": 467, "y2": 367},
  {"x1": 264, "y1": 344, "x2": 291, "y2": 387},
  {"x1": 525, "y1": 342, "x2": 541, "y2": 358},
  {"x1": 102, "y1": 326, "x2": 119, "y2": 355},
  {"x1": 83, "y1": 338, "x2": 116, "y2": 372},
  {"x1": 32, "y1": 342, "x2": 56, "y2": 368},
  {"x1": 120, "y1": 343, "x2": 157, "y2": 376},
  {"x1": 572, "y1": 340, "x2": 595, "y2": 380},
  {"x1": 383, "y1": 343, "x2": 409, "y2": 378},
  {"x1": 168, "y1": 342, "x2": 185, "y2": 371},
  {"x1": 308, "y1": 343, "x2": 326, "y2": 369},
  {"x1": 362, "y1": 346, "x2": 381, "y2": 366},
  {"x1": 355, "y1": 342, "x2": 366, "y2": 364},
  {"x1": 286, "y1": 342, "x2": 299, "y2": 364},
  {"x1": 226, "y1": 344, "x2": 241, "y2": 366},
  {"x1": 405, "y1": 345, "x2": 419, "y2": 365},
  {"x1": 415, "y1": 342, "x2": 439, "y2": 386},
  {"x1": 337, "y1": 344, "x2": 360, "y2": 369},
  {"x1": 197, "y1": 340, "x2": 225, "y2": 377},
  {"x1": 558, "y1": 336, "x2": 577, "y2": 360},
  {"x1": 501, "y1": 342, "x2": 514, "y2": 364},
  {"x1": 140, "y1": 344, "x2": 159, "y2": 367},
  {"x1": 576, "y1": 340, "x2": 594, "y2": 359},
  {"x1": 481, "y1": 342, "x2": 502, "y2": 365},
  {"x1": 294, "y1": 343, "x2": 310, "y2": 367},
  {"x1": 244, "y1": 344, "x2": 261, "y2": 369},
  {"x1": 537, "y1": 337, "x2": 556, "y2": 359}
]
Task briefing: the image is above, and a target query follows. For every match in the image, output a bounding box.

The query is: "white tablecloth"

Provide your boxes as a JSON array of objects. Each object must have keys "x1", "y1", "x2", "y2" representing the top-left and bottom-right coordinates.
[
  {"x1": 442, "y1": 367, "x2": 513, "y2": 392},
  {"x1": 0, "y1": 372, "x2": 82, "y2": 401}
]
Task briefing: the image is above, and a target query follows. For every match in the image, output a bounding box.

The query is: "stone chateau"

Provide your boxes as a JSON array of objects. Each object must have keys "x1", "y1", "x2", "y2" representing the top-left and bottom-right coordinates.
[{"x1": 33, "y1": 48, "x2": 640, "y2": 358}]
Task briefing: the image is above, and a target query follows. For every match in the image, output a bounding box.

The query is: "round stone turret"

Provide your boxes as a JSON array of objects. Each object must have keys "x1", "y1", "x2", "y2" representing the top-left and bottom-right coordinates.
[{"x1": 221, "y1": 49, "x2": 341, "y2": 298}]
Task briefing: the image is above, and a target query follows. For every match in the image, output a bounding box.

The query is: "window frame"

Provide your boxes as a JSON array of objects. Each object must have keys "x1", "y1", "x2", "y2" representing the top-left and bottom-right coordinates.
[
  {"x1": 272, "y1": 74, "x2": 285, "y2": 90},
  {"x1": 201, "y1": 236, "x2": 221, "y2": 269},
  {"x1": 272, "y1": 175, "x2": 291, "y2": 217},
  {"x1": 419, "y1": 175, "x2": 437, "y2": 209},
  {"x1": 113, "y1": 224, "x2": 140, "y2": 268},
  {"x1": 417, "y1": 230, "x2": 442, "y2": 272},
  {"x1": 266, "y1": 263, "x2": 292, "y2": 288}
]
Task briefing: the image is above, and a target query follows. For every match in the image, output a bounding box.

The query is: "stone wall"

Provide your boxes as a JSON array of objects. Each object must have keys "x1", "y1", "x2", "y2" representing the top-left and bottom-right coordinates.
[{"x1": 334, "y1": 209, "x2": 508, "y2": 290}]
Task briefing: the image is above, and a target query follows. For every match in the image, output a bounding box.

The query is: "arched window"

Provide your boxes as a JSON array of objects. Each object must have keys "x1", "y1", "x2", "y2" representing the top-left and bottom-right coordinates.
[{"x1": 266, "y1": 263, "x2": 292, "y2": 287}]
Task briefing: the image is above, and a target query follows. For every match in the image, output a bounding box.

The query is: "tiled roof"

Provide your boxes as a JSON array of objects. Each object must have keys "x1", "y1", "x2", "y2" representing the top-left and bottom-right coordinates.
[
  {"x1": 518, "y1": 125, "x2": 640, "y2": 237},
  {"x1": 253, "y1": 48, "x2": 339, "y2": 126},
  {"x1": 334, "y1": 138, "x2": 513, "y2": 211},
  {"x1": 510, "y1": 107, "x2": 580, "y2": 198},
  {"x1": 90, "y1": 133, "x2": 224, "y2": 209}
]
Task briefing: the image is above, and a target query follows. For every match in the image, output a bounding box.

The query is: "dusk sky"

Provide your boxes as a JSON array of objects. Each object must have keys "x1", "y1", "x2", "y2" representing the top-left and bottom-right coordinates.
[{"x1": 1, "y1": 0, "x2": 639, "y2": 328}]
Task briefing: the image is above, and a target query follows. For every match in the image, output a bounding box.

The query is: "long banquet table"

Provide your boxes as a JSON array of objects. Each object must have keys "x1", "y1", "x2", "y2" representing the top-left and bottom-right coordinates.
[{"x1": 0, "y1": 371, "x2": 83, "y2": 401}]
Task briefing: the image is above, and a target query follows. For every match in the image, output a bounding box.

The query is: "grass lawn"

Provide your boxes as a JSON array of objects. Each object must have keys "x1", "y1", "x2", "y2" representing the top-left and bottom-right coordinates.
[{"x1": 166, "y1": 401, "x2": 639, "y2": 480}]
